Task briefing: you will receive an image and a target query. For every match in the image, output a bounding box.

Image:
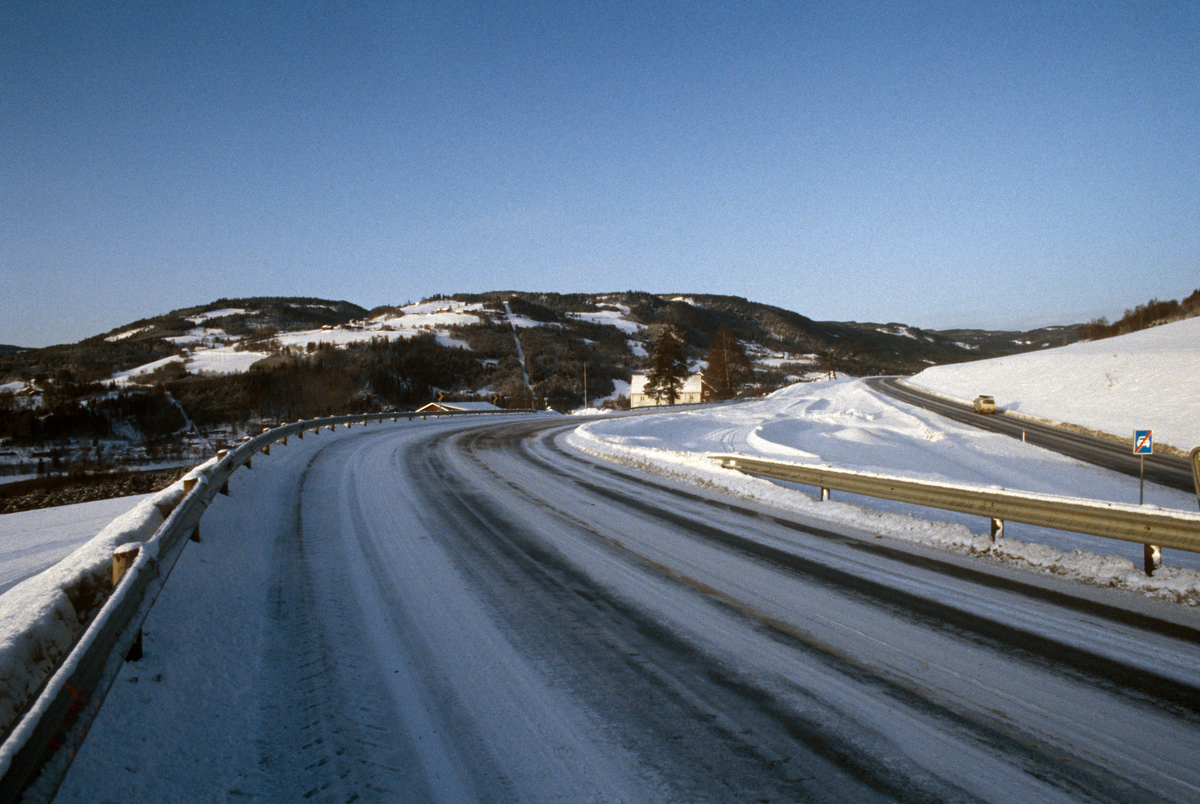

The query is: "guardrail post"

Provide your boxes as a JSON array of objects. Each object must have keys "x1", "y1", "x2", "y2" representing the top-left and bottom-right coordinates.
[
  {"x1": 1144, "y1": 544, "x2": 1161, "y2": 576},
  {"x1": 1191, "y1": 446, "x2": 1200, "y2": 512},
  {"x1": 220, "y1": 480, "x2": 230, "y2": 496},
  {"x1": 261, "y1": 444, "x2": 269, "y2": 456},
  {"x1": 990, "y1": 518, "x2": 1004, "y2": 542},
  {"x1": 112, "y1": 546, "x2": 142, "y2": 661},
  {"x1": 820, "y1": 487, "x2": 830, "y2": 502}
]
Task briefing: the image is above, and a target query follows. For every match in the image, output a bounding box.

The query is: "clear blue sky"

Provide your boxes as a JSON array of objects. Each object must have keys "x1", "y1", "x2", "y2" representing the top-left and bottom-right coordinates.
[{"x1": 3, "y1": 1, "x2": 1198, "y2": 347}]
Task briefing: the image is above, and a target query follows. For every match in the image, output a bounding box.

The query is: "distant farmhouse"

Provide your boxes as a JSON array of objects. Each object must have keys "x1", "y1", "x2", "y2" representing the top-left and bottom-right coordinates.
[
  {"x1": 415, "y1": 400, "x2": 502, "y2": 413},
  {"x1": 629, "y1": 373, "x2": 713, "y2": 408}
]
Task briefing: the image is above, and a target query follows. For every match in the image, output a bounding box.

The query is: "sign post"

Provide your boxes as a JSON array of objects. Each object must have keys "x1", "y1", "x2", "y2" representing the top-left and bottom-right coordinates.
[
  {"x1": 1134, "y1": 429, "x2": 1157, "y2": 575},
  {"x1": 1134, "y1": 429, "x2": 1153, "y2": 504}
]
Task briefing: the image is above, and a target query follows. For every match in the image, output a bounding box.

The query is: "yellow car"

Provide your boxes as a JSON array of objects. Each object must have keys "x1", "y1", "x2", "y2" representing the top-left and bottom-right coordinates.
[{"x1": 973, "y1": 395, "x2": 996, "y2": 414}]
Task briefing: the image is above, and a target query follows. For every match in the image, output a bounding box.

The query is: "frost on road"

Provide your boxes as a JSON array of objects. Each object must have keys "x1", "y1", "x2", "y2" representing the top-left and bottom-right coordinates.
[{"x1": 56, "y1": 417, "x2": 1200, "y2": 803}]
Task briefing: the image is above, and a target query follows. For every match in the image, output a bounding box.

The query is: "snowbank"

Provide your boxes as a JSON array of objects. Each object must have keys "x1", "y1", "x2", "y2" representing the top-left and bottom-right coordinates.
[{"x1": 0, "y1": 468, "x2": 205, "y2": 735}]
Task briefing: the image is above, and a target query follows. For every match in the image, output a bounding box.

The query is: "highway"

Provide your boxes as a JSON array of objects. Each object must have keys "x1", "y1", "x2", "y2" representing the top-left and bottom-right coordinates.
[
  {"x1": 868, "y1": 377, "x2": 1195, "y2": 495},
  {"x1": 55, "y1": 416, "x2": 1200, "y2": 803}
]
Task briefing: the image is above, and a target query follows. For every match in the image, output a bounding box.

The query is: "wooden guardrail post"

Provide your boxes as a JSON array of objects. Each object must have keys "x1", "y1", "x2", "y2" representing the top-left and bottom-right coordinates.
[
  {"x1": 820, "y1": 487, "x2": 830, "y2": 501},
  {"x1": 1191, "y1": 446, "x2": 1200, "y2": 512},
  {"x1": 990, "y1": 518, "x2": 1004, "y2": 542},
  {"x1": 1145, "y1": 544, "x2": 1162, "y2": 576},
  {"x1": 112, "y1": 546, "x2": 142, "y2": 661}
]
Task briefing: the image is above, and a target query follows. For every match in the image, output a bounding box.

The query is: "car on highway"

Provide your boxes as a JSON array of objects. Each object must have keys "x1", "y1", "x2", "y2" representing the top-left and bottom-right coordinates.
[{"x1": 973, "y1": 395, "x2": 996, "y2": 414}]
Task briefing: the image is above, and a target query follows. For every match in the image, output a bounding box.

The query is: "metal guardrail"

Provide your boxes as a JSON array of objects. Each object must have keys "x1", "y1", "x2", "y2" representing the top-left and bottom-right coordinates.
[
  {"x1": 710, "y1": 454, "x2": 1200, "y2": 573},
  {"x1": 0, "y1": 408, "x2": 534, "y2": 804}
]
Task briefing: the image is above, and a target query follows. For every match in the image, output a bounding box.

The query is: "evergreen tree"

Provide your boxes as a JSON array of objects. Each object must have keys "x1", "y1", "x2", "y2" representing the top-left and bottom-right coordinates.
[
  {"x1": 705, "y1": 325, "x2": 752, "y2": 400},
  {"x1": 645, "y1": 324, "x2": 689, "y2": 405}
]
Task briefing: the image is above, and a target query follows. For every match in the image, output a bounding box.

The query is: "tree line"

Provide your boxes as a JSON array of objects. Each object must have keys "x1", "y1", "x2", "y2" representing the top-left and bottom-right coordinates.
[{"x1": 1081, "y1": 290, "x2": 1200, "y2": 341}]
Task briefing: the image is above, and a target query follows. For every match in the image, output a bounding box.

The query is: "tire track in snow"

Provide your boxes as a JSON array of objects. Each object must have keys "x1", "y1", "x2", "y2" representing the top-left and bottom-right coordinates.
[
  {"x1": 408, "y1": 426, "x2": 966, "y2": 804},
  {"x1": 256, "y1": 435, "x2": 468, "y2": 803},
  {"x1": 448, "y1": 418, "x2": 1200, "y2": 803}
]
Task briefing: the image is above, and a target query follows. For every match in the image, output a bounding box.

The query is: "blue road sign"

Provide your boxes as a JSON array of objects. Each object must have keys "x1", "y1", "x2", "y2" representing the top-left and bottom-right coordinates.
[{"x1": 1134, "y1": 429, "x2": 1153, "y2": 455}]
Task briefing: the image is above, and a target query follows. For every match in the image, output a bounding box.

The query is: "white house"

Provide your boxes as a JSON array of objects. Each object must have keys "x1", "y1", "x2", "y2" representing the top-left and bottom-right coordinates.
[{"x1": 629, "y1": 373, "x2": 713, "y2": 408}]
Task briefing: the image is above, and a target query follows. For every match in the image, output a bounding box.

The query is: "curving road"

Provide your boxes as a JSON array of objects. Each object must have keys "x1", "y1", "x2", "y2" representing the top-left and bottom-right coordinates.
[
  {"x1": 57, "y1": 416, "x2": 1200, "y2": 803},
  {"x1": 868, "y1": 376, "x2": 1195, "y2": 494}
]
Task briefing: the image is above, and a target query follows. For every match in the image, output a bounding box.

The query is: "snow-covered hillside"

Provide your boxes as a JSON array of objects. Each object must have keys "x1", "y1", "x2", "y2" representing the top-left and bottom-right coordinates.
[
  {"x1": 910, "y1": 316, "x2": 1200, "y2": 452},
  {"x1": 111, "y1": 299, "x2": 501, "y2": 382}
]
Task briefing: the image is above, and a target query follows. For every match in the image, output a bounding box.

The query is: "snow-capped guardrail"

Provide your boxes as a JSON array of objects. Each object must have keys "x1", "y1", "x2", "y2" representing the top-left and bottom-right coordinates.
[
  {"x1": 0, "y1": 408, "x2": 532, "y2": 804},
  {"x1": 710, "y1": 454, "x2": 1200, "y2": 577}
]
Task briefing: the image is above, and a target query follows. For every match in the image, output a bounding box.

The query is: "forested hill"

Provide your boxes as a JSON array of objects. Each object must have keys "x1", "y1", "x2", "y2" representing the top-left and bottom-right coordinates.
[{"x1": 1, "y1": 292, "x2": 1084, "y2": 449}]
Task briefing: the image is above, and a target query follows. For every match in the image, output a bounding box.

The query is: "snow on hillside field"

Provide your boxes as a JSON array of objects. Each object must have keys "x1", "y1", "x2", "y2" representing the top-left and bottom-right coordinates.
[
  {"x1": 911, "y1": 317, "x2": 1200, "y2": 452},
  {"x1": 0, "y1": 495, "x2": 150, "y2": 595}
]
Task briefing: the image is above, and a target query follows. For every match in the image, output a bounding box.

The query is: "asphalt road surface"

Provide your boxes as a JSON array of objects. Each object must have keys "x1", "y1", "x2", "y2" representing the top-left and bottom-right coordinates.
[{"x1": 56, "y1": 416, "x2": 1200, "y2": 803}]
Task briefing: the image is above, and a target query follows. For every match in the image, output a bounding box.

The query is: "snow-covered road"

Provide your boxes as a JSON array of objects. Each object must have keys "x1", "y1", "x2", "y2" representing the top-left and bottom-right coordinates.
[{"x1": 55, "y1": 415, "x2": 1200, "y2": 803}]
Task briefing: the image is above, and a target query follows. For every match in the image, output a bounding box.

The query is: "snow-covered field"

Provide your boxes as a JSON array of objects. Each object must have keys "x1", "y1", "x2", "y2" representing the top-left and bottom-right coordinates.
[{"x1": 0, "y1": 495, "x2": 150, "y2": 596}]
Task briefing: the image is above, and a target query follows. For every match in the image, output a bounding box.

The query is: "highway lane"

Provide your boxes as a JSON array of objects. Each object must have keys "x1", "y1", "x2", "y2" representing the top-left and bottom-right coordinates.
[
  {"x1": 56, "y1": 415, "x2": 1200, "y2": 803},
  {"x1": 868, "y1": 377, "x2": 1195, "y2": 494}
]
